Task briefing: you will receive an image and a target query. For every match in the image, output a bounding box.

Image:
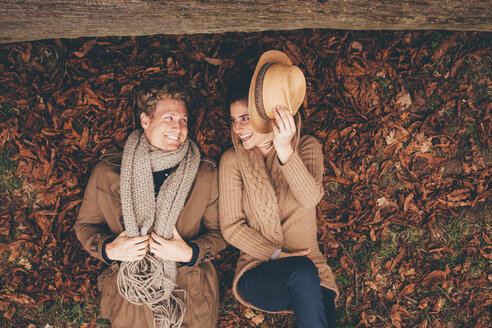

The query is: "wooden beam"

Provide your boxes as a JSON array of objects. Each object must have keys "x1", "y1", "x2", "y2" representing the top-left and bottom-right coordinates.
[{"x1": 1, "y1": 0, "x2": 491, "y2": 44}]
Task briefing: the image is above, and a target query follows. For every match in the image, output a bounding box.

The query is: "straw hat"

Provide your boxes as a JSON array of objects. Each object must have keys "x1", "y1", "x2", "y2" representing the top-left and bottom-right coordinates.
[{"x1": 248, "y1": 50, "x2": 306, "y2": 133}]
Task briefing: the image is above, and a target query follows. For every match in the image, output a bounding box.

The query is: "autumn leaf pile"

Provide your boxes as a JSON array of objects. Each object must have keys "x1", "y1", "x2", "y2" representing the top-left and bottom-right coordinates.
[{"x1": 0, "y1": 30, "x2": 490, "y2": 327}]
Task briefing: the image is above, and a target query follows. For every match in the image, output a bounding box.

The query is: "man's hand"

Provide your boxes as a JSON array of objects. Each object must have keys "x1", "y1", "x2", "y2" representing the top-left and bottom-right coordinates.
[
  {"x1": 105, "y1": 231, "x2": 149, "y2": 261},
  {"x1": 271, "y1": 106, "x2": 296, "y2": 164},
  {"x1": 149, "y1": 227, "x2": 193, "y2": 263}
]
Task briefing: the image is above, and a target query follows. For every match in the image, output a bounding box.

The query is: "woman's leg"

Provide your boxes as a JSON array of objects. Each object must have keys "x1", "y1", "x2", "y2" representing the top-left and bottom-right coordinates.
[
  {"x1": 322, "y1": 287, "x2": 337, "y2": 328},
  {"x1": 237, "y1": 256, "x2": 328, "y2": 328}
]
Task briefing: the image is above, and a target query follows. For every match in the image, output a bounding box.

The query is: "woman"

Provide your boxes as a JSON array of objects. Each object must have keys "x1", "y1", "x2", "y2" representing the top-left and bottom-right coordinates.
[{"x1": 219, "y1": 51, "x2": 339, "y2": 328}]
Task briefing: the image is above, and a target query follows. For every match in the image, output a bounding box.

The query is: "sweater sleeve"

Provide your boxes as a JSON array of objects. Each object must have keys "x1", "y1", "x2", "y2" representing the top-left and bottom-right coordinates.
[
  {"x1": 219, "y1": 149, "x2": 279, "y2": 261},
  {"x1": 279, "y1": 135, "x2": 324, "y2": 208}
]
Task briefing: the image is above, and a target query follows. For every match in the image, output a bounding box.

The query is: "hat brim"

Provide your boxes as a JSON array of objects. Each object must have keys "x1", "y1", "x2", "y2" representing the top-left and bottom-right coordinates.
[{"x1": 249, "y1": 50, "x2": 293, "y2": 134}]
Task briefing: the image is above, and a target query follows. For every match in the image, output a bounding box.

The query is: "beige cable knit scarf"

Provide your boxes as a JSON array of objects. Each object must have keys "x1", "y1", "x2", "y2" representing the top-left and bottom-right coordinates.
[
  {"x1": 118, "y1": 130, "x2": 200, "y2": 328},
  {"x1": 232, "y1": 114, "x2": 302, "y2": 248}
]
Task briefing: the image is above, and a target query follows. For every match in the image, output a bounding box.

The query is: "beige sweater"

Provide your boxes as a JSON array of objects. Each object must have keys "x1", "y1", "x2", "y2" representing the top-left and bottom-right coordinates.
[{"x1": 219, "y1": 135, "x2": 339, "y2": 311}]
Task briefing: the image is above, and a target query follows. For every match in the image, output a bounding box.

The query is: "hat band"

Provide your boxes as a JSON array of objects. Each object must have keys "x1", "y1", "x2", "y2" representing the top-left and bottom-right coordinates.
[{"x1": 255, "y1": 62, "x2": 274, "y2": 121}]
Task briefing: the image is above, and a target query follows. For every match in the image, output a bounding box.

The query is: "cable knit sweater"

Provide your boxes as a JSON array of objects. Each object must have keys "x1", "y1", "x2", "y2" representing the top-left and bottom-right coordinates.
[{"x1": 219, "y1": 135, "x2": 339, "y2": 312}]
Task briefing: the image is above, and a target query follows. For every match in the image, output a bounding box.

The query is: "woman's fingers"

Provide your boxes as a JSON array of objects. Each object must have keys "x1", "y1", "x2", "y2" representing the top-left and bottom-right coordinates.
[
  {"x1": 273, "y1": 106, "x2": 296, "y2": 136},
  {"x1": 279, "y1": 249, "x2": 311, "y2": 259},
  {"x1": 277, "y1": 106, "x2": 293, "y2": 131},
  {"x1": 292, "y1": 249, "x2": 310, "y2": 257},
  {"x1": 273, "y1": 108, "x2": 286, "y2": 132},
  {"x1": 283, "y1": 108, "x2": 295, "y2": 132},
  {"x1": 271, "y1": 119, "x2": 280, "y2": 135}
]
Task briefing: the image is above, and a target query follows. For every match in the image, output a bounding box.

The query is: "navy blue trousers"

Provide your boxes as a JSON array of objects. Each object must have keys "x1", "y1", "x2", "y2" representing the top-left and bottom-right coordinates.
[{"x1": 237, "y1": 256, "x2": 336, "y2": 328}]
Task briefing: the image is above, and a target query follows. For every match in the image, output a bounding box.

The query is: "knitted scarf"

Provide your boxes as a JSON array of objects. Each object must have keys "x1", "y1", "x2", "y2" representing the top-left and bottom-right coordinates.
[
  {"x1": 118, "y1": 130, "x2": 200, "y2": 328},
  {"x1": 232, "y1": 114, "x2": 302, "y2": 249}
]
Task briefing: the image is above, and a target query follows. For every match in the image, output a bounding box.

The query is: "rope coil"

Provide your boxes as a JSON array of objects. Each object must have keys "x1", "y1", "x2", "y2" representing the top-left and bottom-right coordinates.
[{"x1": 118, "y1": 254, "x2": 186, "y2": 328}]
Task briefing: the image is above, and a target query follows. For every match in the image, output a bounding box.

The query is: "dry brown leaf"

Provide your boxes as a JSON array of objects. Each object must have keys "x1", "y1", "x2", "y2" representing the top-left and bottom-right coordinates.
[
  {"x1": 0, "y1": 29, "x2": 489, "y2": 328},
  {"x1": 400, "y1": 284, "x2": 415, "y2": 296},
  {"x1": 204, "y1": 57, "x2": 225, "y2": 66},
  {"x1": 350, "y1": 41, "x2": 363, "y2": 52},
  {"x1": 2, "y1": 293, "x2": 35, "y2": 305},
  {"x1": 73, "y1": 40, "x2": 97, "y2": 58}
]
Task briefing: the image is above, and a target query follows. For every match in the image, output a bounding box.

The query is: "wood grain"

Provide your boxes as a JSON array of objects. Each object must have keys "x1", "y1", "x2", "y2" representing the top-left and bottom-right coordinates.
[{"x1": 0, "y1": 0, "x2": 491, "y2": 43}]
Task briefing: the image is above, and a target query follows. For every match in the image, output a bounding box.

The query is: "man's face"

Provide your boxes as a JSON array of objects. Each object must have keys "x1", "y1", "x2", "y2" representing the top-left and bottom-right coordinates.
[{"x1": 141, "y1": 98, "x2": 188, "y2": 151}]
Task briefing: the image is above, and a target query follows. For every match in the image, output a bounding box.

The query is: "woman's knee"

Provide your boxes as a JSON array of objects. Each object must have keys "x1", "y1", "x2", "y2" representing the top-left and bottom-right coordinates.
[{"x1": 286, "y1": 256, "x2": 320, "y2": 287}]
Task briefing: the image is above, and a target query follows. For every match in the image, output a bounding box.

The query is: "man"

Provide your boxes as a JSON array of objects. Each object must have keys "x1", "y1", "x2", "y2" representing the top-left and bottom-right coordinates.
[{"x1": 75, "y1": 82, "x2": 226, "y2": 328}]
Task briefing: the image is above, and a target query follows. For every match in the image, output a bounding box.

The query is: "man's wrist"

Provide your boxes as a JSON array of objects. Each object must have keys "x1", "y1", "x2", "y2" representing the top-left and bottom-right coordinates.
[
  {"x1": 102, "y1": 236, "x2": 116, "y2": 263},
  {"x1": 184, "y1": 244, "x2": 193, "y2": 262},
  {"x1": 183, "y1": 242, "x2": 200, "y2": 267}
]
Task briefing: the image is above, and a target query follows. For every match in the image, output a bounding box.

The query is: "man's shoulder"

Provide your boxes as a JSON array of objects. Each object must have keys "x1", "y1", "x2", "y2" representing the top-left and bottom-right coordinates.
[
  {"x1": 196, "y1": 156, "x2": 217, "y2": 181},
  {"x1": 90, "y1": 153, "x2": 122, "y2": 185},
  {"x1": 199, "y1": 156, "x2": 217, "y2": 169},
  {"x1": 99, "y1": 151, "x2": 123, "y2": 167}
]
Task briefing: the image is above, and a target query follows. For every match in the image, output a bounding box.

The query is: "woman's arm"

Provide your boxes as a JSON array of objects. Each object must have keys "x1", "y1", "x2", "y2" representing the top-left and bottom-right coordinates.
[
  {"x1": 271, "y1": 108, "x2": 323, "y2": 208},
  {"x1": 219, "y1": 149, "x2": 280, "y2": 261},
  {"x1": 280, "y1": 135, "x2": 324, "y2": 208}
]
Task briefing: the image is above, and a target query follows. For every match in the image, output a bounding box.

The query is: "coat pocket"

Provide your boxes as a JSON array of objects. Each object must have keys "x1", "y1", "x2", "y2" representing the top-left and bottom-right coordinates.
[
  {"x1": 97, "y1": 264, "x2": 119, "y2": 319},
  {"x1": 184, "y1": 268, "x2": 211, "y2": 319}
]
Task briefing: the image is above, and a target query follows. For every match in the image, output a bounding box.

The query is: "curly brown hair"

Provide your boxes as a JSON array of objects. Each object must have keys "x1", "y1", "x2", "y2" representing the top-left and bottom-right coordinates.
[{"x1": 136, "y1": 82, "x2": 190, "y2": 118}]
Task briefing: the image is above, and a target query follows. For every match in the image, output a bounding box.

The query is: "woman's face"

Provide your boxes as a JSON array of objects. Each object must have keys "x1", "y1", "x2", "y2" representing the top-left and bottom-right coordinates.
[{"x1": 230, "y1": 100, "x2": 272, "y2": 150}]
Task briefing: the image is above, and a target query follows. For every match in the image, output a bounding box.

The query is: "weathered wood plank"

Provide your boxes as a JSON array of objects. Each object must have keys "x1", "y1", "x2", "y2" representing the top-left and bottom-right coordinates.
[{"x1": 0, "y1": 0, "x2": 491, "y2": 43}]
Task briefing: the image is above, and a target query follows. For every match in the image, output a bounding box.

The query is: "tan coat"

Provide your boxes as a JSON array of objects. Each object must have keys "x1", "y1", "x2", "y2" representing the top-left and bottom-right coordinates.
[
  {"x1": 75, "y1": 153, "x2": 226, "y2": 328},
  {"x1": 219, "y1": 135, "x2": 339, "y2": 312}
]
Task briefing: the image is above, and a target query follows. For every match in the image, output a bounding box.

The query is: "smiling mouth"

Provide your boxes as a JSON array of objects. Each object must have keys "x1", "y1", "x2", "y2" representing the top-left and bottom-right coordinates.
[
  {"x1": 165, "y1": 135, "x2": 180, "y2": 141},
  {"x1": 239, "y1": 133, "x2": 252, "y2": 142}
]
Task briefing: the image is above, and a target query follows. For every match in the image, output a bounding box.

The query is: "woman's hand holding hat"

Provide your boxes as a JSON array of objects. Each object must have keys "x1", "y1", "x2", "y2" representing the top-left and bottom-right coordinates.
[
  {"x1": 248, "y1": 50, "x2": 306, "y2": 134},
  {"x1": 272, "y1": 105, "x2": 296, "y2": 164}
]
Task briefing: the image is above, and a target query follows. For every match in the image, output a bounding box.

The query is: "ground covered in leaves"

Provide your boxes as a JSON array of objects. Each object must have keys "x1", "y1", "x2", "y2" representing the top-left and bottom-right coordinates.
[{"x1": 0, "y1": 30, "x2": 490, "y2": 327}]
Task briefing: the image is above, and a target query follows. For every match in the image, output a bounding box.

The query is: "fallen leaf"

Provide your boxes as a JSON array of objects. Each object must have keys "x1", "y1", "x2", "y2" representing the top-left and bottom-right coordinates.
[{"x1": 73, "y1": 40, "x2": 97, "y2": 58}]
